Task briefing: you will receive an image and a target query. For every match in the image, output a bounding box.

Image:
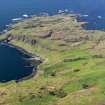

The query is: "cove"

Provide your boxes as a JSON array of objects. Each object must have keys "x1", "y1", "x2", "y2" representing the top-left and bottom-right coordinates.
[{"x1": 0, "y1": 43, "x2": 36, "y2": 82}]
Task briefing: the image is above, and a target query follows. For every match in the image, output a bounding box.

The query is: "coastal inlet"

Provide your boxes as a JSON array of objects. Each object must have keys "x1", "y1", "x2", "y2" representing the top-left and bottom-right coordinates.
[{"x1": 0, "y1": 42, "x2": 42, "y2": 82}]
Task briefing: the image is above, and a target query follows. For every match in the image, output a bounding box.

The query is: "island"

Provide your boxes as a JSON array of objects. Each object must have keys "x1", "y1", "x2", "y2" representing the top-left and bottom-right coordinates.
[{"x1": 0, "y1": 14, "x2": 105, "y2": 105}]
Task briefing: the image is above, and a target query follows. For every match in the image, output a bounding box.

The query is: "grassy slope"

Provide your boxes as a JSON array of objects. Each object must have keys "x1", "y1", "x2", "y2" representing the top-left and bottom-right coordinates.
[{"x1": 1, "y1": 14, "x2": 105, "y2": 105}]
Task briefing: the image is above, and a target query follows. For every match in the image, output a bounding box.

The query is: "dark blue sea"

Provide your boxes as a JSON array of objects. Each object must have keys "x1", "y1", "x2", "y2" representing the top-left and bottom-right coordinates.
[
  {"x1": 1, "y1": 0, "x2": 105, "y2": 31},
  {"x1": 0, "y1": 0, "x2": 105, "y2": 82}
]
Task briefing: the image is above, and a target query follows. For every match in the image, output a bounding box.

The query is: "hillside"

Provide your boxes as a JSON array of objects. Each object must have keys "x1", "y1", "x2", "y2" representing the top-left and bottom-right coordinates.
[{"x1": 1, "y1": 14, "x2": 105, "y2": 105}]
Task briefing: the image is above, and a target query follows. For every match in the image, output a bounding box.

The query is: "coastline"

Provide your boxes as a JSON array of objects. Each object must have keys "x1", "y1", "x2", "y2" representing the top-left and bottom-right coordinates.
[
  {"x1": 0, "y1": 41, "x2": 43, "y2": 82},
  {"x1": 0, "y1": 13, "x2": 86, "y2": 82},
  {"x1": 0, "y1": 13, "x2": 105, "y2": 105}
]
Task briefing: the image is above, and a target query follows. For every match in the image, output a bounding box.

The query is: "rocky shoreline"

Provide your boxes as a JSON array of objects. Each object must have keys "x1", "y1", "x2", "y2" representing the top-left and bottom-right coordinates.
[{"x1": 0, "y1": 41, "x2": 43, "y2": 82}]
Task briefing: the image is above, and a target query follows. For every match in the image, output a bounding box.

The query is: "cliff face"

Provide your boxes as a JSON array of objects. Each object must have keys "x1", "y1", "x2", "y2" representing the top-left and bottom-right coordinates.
[
  {"x1": 1, "y1": 14, "x2": 105, "y2": 105},
  {"x1": 7, "y1": 35, "x2": 37, "y2": 45},
  {"x1": 4, "y1": 14, "x2": 99, "y2": 50}
]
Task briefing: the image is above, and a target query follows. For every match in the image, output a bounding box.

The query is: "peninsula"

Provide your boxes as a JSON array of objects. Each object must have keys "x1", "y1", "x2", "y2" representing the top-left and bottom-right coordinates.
[{"x1": 0, "y1": 14, "x2": 105, "y2": 105}]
